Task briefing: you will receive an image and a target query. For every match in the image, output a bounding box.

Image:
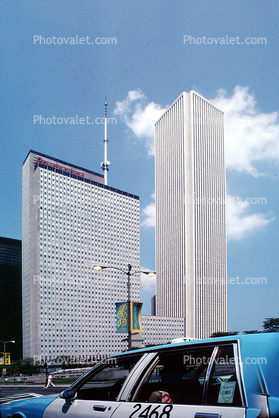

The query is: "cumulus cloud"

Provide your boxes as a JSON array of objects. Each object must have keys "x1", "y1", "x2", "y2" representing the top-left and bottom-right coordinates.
[
  {"x1": 226, "y1": 194, "x2": 273, "y2": 240},
  {"x1": 116, "y1": 86, "x2": 279, "y2": 175},
  {"x1": 211, "y1": 86, "x2": 279, "y2": 176},
  {"x1": 117, "y1": 87, "x2": 277, "y2": 239},
  {"x1": 114, "y1": 89, "x2": 168, "y2": 155},
  {"x1": 140, "y1": 270, "x2": 156, "y2": 291},
  {"x1": 141, "y1": 193, "x2": 155, "y2": 227}
]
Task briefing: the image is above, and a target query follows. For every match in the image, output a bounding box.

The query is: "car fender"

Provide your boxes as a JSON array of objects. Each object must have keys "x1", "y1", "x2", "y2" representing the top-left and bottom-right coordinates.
[{"x1": 0, "y1": 397, "x2": 57, "y2": 418}]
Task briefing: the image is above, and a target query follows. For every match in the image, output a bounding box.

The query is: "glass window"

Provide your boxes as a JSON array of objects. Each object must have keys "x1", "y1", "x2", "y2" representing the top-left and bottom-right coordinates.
[
  {"x1": 133, "y1": 348, "x2": 213, "y2": 405},
  {"x1": 206, "y1": 345, "x2": 242, "y2": 406},
  {"x1": 74, "y1": 354, "x2": 143, "y2": 401}
]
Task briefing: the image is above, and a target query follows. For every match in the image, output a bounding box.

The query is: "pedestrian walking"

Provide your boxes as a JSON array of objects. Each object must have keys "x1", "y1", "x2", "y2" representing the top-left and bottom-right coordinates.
[{"x1": 46, "y1": 373, "x2": 55, "y2": 387}]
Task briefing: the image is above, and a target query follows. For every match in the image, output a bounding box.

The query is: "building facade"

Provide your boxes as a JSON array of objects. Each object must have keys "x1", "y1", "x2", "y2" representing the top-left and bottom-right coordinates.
[
  {"x1": 0, "y1": 237, "x2": 22, "y2": 361},
  {"x1": 141, "y1": 315, "x2": 184, "y2": 346},
  {"x1": 155, "y1": 91, "x2": 227, "y2": 339},
  {"x1": 22, "y1": 150, "x2": 141, "y2": 360}
]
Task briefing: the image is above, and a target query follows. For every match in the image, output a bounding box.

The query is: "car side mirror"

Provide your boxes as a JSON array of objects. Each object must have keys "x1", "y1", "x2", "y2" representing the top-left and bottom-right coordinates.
[{"x1": 60, "y1": 389, "x2": 77, "y2": 404}]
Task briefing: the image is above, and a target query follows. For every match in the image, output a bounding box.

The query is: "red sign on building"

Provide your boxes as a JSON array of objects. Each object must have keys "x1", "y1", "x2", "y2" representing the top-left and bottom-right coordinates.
[{"x1": 34, "y1": 156, "x2": 85, "y2": 178}]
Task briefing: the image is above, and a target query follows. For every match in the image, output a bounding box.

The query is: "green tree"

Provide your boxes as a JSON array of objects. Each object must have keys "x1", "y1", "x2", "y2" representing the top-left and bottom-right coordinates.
[
  {"x1": 263, "y1": 318, "x2": 279, "y2": 333},
  {"x1": 2, "y1": 358, "x2": 41, "y2": 376}
]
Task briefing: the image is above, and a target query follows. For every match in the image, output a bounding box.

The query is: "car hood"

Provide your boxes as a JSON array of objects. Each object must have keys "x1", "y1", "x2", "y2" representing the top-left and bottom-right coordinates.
[{"x1": 0, "y1": 396, "x2": 57, "y2": 418}]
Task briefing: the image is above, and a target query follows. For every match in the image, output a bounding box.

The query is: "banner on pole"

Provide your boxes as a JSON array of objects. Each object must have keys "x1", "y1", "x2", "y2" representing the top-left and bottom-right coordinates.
[
  {"x1": 116, "y1": 302, "x2": 128, "y2": 333},
  {"x1": 116, "y1": 302, "x2": 143, "y2": 334},
  {"x1": 0, "y1": 353, "x2": 10, "y2": 366},
  {"x1": 131, "y1": 302, "x2": 143, "y2": 333}
]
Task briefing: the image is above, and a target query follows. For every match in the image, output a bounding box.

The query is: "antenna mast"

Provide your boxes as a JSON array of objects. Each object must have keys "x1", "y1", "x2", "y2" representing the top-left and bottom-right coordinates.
[{"x1": 101, "y1": 97, "x2": 110, "y2": 185}]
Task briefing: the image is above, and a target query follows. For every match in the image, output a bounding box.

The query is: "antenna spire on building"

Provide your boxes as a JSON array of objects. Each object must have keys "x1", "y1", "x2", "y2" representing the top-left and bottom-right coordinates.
[{"x1": 101, "y1": 97, "x2": 110, "y2": 185}]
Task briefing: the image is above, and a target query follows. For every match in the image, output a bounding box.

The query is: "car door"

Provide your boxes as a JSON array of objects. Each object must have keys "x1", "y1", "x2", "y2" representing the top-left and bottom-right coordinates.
[
  {"x1": 113, "y1": 344, "x2": 247, "y2": 418},
  {"x1": 43, "y1": 353, "x2": 151, "y2": 418}
]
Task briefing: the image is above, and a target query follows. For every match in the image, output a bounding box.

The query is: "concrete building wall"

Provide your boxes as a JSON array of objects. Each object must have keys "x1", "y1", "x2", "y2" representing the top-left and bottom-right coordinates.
[
  {"x1": 22, "y1": 150, "x2": 141, "y2": 360},
  {"x1": 142, "y1": 315, "x2": 184, "y2": 346},
  {"x1": 155, "y1": 91, "x2": 227, "y2": 339}
]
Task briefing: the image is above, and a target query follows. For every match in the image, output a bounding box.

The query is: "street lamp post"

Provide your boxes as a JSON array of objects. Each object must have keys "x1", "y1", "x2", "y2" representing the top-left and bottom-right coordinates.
[
  {"x1": 127, "y1": 264, "x2": 132, "y2": 351},
  {"x1": 0, "y1": 340, "x2": 15, "y2": 366},
  {"x1": 94, "y1": 264, "x2": 155, "y2": 351}
]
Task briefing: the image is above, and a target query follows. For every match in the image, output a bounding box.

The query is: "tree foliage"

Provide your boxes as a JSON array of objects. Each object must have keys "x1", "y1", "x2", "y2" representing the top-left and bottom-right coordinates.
[
  {"x1": 263, "y1": 318, "x2": 279, "y2": 333},
  {"x1": 1, "y1": 358, "x2": 41, "y2": 376}
]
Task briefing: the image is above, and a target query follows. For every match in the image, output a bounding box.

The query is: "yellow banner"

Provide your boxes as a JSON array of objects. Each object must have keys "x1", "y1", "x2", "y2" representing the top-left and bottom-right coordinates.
[
  {"x1": 116, "y1": 302, "x2": 128, "y2": 333},
  {"x1": 116, "y1": 302, "x2": 143, "y2": 333},
  {"x1": 131, "y1": 302, "x2": 143, "y2": 333},
  {"x1": 0, "y1": 352, "x2": 10, "y2": 365}
]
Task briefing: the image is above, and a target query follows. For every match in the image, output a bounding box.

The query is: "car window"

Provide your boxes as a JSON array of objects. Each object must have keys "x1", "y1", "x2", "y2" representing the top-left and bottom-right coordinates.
[
  {"x1": 206, "y1": 345, "x2": 242, "y2": 406},
  {"x1": 75, "y1": 355, "x2": 143, "y2": 401},
  {"x1": 133, "y1": 347, "x2": 214, "y2": 405}
]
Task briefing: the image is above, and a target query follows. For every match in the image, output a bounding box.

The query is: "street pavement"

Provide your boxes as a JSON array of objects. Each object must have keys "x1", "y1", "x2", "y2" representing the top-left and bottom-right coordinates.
[{"x1": 0, "y1": 384, "x2": 68, "y2": 405}]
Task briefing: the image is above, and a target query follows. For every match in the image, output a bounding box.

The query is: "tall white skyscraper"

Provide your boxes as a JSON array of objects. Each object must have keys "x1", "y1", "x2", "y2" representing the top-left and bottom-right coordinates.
[
  {"x1": 22, "y1": 150, "x2": 140, "y2": 360},
  {"x1": 155, "y1": 91, "x2": 227, "y2": 339}
]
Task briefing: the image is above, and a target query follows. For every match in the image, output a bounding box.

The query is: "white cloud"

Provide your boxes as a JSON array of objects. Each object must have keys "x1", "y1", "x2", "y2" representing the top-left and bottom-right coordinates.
[
  {"x1": 116, "y1": 86, "x2": 279, "y2": 175},
  {"x1": 140, "y1": 271, "x2": 156, "y2": 291},
  {"x1": 114, "y1": 89, "x2": 168, "y2": 155},
  {"x1": 141, "y1": 193, "x2": 155, "y2": 227},
  {"x1": 226, "y1": 194, "x2": 274, "y2": 240},
  {"x1": 118, "y1": 87, "x2": 277, "y2": 239},
  {"x1": 211, "y1": 86, "x2": 279, "y2": 177}
]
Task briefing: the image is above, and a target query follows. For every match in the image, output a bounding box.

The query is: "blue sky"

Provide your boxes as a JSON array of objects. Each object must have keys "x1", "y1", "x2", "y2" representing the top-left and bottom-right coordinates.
[{"x1": 0, "y1": 0, "x2": 279, "y2": 333}]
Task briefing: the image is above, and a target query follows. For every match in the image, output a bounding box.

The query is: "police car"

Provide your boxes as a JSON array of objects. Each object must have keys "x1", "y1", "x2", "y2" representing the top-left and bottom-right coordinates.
[{"x1": 1, "y1": 333, "x2": 279, "y2": 418}]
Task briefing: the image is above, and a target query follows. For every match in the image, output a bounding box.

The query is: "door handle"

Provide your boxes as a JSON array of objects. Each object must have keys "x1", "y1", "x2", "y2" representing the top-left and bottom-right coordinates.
[
  {"x1": 93, "y1": 405, "x2": 107, "y2": 412},
  {"x1": 195, "y1": 414, "x2": 220, "y2": 418}
]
